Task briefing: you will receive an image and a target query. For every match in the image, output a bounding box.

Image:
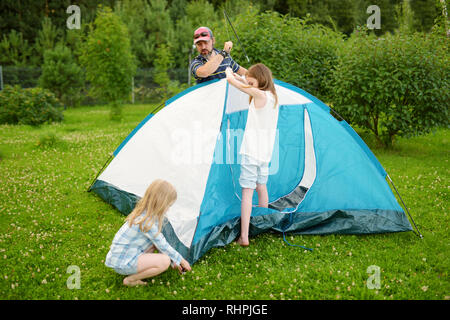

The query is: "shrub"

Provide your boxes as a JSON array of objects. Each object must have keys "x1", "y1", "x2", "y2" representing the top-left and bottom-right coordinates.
[
  {"x1": 213, "y1": 9, "x2": 344, "y2": 102},
  {"x1": 36, "y1": 131, "x2": 65, "y2": 149},
  {"x1": 38, "y1": 43, "x2": 85, "y2": 108},
  {"x1": 331, "y1": 30, "x2": 449, "y2": 148},
  {"x1": 0, "y1": 85, "x2": 64, "y2": 126}
]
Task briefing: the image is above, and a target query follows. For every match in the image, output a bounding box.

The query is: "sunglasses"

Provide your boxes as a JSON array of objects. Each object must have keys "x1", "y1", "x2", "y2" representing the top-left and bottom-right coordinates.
[{"x1": 194, "y1": 32, "x2": 210, "y2": 40}]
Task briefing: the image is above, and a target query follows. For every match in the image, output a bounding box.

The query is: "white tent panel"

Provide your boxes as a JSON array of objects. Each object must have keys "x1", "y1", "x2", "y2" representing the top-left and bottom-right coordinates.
[{"x1": 98, "y1": 79, "x2": 227, "y2": 247}]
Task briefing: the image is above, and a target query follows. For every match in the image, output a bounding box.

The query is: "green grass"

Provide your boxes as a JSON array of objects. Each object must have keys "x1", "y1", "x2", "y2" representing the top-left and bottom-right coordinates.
[{"x1": 0, "y1": 104, "x2": 448, "y2": 300}]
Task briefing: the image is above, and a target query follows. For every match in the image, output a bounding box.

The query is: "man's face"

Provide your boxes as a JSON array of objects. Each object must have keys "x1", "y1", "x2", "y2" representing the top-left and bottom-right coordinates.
[{"x1": 195, "y1": 39, "x2": 214, "y2": 57}]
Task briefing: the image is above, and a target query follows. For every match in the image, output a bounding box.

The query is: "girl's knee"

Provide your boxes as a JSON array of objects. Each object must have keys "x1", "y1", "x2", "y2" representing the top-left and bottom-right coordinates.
[{"x1": 159, "y1": 254, "x2": 171, "y2": 270}]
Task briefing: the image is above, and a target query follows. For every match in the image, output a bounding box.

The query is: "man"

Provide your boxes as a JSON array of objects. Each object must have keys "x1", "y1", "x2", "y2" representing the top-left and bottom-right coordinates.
[{"x1": 190, "y1": 26, "x2": 247, "y2": 84}]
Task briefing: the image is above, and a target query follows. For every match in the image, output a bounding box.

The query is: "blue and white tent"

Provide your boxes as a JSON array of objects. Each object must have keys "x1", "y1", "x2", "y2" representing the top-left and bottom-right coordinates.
[{"x1": 90, "y1": 78, "x2": 413, "y2": 264}]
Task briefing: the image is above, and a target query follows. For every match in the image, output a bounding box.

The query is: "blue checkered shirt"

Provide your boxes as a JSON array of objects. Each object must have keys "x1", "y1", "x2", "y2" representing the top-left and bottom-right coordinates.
[
  {"x1": 190, "y1": 48, "x2": 241, "y2": 84},
  {"x1": 105, "y1": 215, "x2": 183, "y2": 271}
]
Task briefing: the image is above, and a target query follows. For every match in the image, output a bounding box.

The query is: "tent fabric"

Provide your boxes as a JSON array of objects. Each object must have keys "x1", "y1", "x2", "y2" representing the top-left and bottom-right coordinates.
[{"x1": 90, "y1": 78, "x2": 412, "y2": 264}]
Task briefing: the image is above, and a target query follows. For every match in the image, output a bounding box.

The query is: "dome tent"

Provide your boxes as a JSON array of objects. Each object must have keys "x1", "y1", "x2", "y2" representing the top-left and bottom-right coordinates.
[{"x1": 89, "y1": 78, "x2": 415, "y2": 264}]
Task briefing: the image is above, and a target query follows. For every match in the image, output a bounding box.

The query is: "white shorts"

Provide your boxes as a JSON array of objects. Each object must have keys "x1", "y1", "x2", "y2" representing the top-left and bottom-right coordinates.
[{"x1": 239, "y1": 155, "x2": 269, "y2": 189}]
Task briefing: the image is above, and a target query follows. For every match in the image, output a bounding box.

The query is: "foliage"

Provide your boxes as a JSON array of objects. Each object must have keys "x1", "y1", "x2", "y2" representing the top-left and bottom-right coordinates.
[
  {"x1": 0, "y1": 30, "x2": 34, "y2": 66},
  {"x1": 34, "y1": 17, "x2": 62, "y2": 65},
  {"x1": 185, "y1": 0, "x2": 218, "y2": 30},
  {"x1": 396, "y1": 0, "x2": 416, "y2": 35},
  {"x1": 80, "y1": 6, "x2": 137, "y2": 119},
  {"x1": 214, "y1": 9, "x2": 343, "y2": 102},
  {"x1": 0, "y1": 85, "x2": 64, "y2": 126},
  {"x1": 431, "y1": 0, "x2": 450, "y2": 37},
  {"x1": 409, "y1": 0, "x2": 442, "y2": 32},
  {"x1": 331, "y1": 30, "x2": 449, "y2": 147},
  {"x1": 115, "y1": 0, "x2": 173, "y2": 68},
  {"x1": 38, "y1": 44, "x2": 85, "y2": 108},
  {"x1": 36, "y1": 131, "x2": 66, "y2": 149},
  {"x1": 153, "y1": 44, "x2": 174, "y2": 99}
]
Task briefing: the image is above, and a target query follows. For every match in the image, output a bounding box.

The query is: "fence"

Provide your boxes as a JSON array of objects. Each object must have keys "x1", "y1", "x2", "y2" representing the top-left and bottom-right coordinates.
[{"x1": 0, "y1": 66, "x2": 191, "y2": 105}]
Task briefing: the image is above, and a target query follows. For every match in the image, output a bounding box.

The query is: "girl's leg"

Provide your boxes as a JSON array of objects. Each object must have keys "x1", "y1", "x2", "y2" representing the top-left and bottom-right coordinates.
[
  {"x1": 123, "y1": 253, "x2": 171, "y2": 286},
  {"x1": 239, "y1": 188, "x2": 254, "y2": 246},
  {"x1": 145, "y1": 244, "x2": 156, "y2": 253},
  {"x1": 255, "y1": 184, "x2": 268, "y2": 208}
]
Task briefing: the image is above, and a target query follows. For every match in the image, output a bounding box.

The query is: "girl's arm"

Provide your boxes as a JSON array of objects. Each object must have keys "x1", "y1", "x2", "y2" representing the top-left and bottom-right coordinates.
[
  {"x1": 232, "y1": 72, "x2": 248, "y2": 85},
  {"x1": 144, "y1": 224, "x2": 183, "y2": 266},
  {"x1": 225, "y1": 67, "x2": 265, "y2": 101}
]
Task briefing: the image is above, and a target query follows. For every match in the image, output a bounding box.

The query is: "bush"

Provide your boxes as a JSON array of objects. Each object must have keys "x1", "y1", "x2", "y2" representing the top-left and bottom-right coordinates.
[
  {"x1": 36, "y1": 131, "x2": 65, "y2": 149},
  {"x1": 0, "y1": 85, "x2": 64, "y2": 126},
  {"x1": 331, "y1": 30, "x2": 449, "y2": 147},
  {"x1": 212, "y1": 9, "x2": 344, "y2": 102},
  {"x1": 38, "y1": 44, "x2": 85, "y2": 108}
]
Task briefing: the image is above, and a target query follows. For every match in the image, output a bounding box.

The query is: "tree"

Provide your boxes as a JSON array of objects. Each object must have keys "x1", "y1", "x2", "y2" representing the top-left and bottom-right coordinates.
[
  {"x1": 80, "y1": 6, "x2": 137, "y2": 119},
  {"x1": 0, "y1": 30, "x2": 33, "y2": 66},
  {"x1": 38, "y1": 44, "x2": 84, "y2": 107},
  {"x1": 115, "y1": 0, "x2": 173, "y2": 68},
  {"x1": 153, "y1": 44, "x2": 174, "y2": 100},
  {"x1": 186, "y1": 0, "x2": 218, "y2": 29},
  {"x1": 34, "y1": 17, "x2": 62, "y2": 65},
  {"x1": 410, "y1": 0, "x2": 441, "y2": 32}
]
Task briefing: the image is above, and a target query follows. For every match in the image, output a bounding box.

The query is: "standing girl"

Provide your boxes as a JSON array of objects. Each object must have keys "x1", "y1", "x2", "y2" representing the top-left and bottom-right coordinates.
[
  {"x1": 105, "y1": 179, "x2": 191, "y2": 286},
  {"x1": 225, "y1": 63, "x2": 279, "y2": 247}
]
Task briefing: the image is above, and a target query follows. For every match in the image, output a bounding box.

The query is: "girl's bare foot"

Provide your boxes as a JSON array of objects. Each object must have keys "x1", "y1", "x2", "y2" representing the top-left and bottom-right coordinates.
[
  {"x1": 237, "y1": 236, "x2": 249, "y2": 247},
  {"x1": 123, "y1": 277, "x2": 147, "y2": 287}
]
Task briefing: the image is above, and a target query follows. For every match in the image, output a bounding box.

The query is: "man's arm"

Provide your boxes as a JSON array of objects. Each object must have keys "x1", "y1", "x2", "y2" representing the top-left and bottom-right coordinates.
[
  {"x1": 195, "y1": 41, "x2": 234, "y2": 78},
  {"x1": 236, "y1": 66, "x2": 248, "y2": 76},
  {"x1": 195, "y1": 52, "x2": 224, "y2": 78}
]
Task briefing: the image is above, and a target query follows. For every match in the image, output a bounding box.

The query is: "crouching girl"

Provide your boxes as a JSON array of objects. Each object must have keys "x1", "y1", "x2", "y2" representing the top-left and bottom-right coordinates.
[{"x1": 105, "y1": 179, "x2": 191, "y2": 286}]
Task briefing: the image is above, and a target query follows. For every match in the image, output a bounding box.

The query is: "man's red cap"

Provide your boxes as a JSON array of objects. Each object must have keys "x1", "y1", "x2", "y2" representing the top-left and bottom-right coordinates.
[{"x1": 193, "y1": 27, "x2": 213, "y2": 44}]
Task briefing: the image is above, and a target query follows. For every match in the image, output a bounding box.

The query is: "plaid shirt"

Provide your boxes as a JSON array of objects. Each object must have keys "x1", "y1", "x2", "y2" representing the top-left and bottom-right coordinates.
[
  {"x1": 190, "y1": 48, "x2": 241, "y2": 84},
  {"x1": 105, "y1": 215, "x2": 183, "y2": 271}
]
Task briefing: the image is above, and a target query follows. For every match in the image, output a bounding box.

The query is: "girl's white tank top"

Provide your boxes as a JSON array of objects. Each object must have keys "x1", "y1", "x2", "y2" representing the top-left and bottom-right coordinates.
[{"x1": 239, "y1": 90, "x2": 279, "y2": 163}]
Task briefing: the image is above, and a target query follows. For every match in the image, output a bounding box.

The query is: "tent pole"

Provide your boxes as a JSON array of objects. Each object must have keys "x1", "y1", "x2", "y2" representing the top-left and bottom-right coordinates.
[
  {"x1": 387, "y1": 174, "x2": 423, "y2": 238},
  {"x1": 223, "y1": 10, "x2": 251, "y2": 64},
  {"x1": 87, "y1": 153, "x2": 114, "y2": 192}
]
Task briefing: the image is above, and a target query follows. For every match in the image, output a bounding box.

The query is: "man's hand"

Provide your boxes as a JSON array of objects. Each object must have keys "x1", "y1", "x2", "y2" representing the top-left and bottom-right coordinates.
[{"x1": 223, "y1": 41, "x2": 233, "y2": 53}]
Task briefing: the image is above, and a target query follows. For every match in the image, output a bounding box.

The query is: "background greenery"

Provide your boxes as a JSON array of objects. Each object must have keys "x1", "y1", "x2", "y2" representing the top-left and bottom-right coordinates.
[{"x1": 0, "y1": 104, "x2": 448, "y2": 300}]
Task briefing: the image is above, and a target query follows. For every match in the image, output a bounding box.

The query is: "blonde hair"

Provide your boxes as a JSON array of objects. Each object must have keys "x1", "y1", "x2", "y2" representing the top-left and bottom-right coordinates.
[
  {"x1": 125, "y1": 179, "x2": 177, "y2": 235},
  {"x1": 245, "y1": 63, "x2": 278, "y2": 108}
]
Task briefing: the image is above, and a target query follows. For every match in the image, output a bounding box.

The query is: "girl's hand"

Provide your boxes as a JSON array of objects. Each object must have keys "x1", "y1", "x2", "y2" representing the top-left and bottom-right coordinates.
[
  {"x1": 177, "y1": 259, "x2": 192, "y2": 274},
  {"x1": 233, "y1": 73, "x2": 248, "y2": 85},
  {"x1": 225, "y1": 67, "x2": 234, "y2": 79}
]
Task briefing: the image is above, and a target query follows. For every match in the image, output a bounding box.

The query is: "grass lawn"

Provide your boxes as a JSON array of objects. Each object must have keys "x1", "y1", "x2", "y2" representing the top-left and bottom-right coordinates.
[{"x1": 0, "y1": 103, "x2": 448, "y2": 300}]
